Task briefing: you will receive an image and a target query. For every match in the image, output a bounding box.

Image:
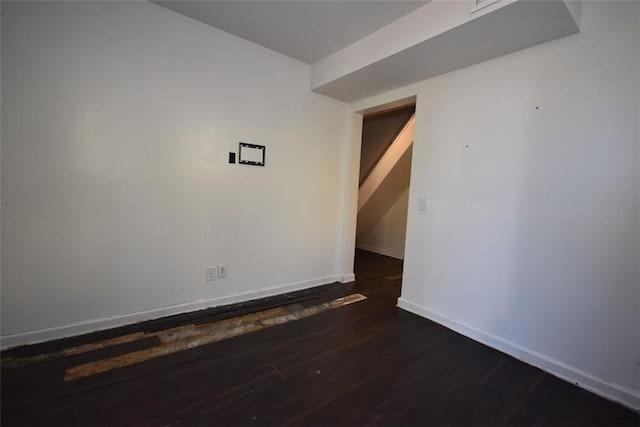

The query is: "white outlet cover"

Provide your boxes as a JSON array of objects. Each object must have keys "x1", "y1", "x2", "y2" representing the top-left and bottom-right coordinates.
[{"x1": 206, "y1": 266, "x2": 217, "y2": 281}]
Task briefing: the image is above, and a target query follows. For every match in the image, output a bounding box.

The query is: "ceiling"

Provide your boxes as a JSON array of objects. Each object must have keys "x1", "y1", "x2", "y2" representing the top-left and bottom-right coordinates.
[
  {"x1": 152, "y1": 1, "x2": 428, "y2": 64},
  {"x1": 313, "y1": 0, "x2": 581, "y2": 102}
]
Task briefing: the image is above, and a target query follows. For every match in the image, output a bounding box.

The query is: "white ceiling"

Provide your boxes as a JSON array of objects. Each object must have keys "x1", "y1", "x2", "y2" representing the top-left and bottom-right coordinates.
[
  {"x1": 313, "y1": 0, "x2": 581, "y2": 102},
  {"x1": 152, "y1": 1, "x2": 428, "y2": 64}
]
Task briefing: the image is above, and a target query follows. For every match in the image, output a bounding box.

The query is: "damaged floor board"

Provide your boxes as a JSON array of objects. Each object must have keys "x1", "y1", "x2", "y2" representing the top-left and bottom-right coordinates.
[
  {"x1": 63, "y1": 294, "x2": 366, "y2": 381},
  {"x1": 53, "y1": 305, "x2": 394, "y2": 425},
  {"x1": 15, "y1": 301, "x2": 400, "y2": 425},
  {"x1": 76, "y1": 305, "x2": 396, "y2": 424},
  {"x1": 194, "y1": 317, "x2": 465, "y2": 426},
  {"x1": 1, "y1": 333, "x2": 150, "y2": 369},
  {"x1": 2, "y1": 250, "x2": 638, "y2": 427},
  {"x1": 0, "y1": 291, "x2": 353, "y2": 369},
  {"x1": 78, "y1": 315, "x2": 425, "y2": 425},
  {"x1": 2, "y1": 288, "x2": 327, "y2": 361},
  {"x1": 3, "y1": 290, "x2": 386, "y2": 413}
]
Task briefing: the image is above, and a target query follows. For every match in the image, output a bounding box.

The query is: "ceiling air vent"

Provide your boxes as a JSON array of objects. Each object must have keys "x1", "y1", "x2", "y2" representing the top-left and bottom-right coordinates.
[{"x1": 471, "y1": 0, "x2": 500, "y2": 13}]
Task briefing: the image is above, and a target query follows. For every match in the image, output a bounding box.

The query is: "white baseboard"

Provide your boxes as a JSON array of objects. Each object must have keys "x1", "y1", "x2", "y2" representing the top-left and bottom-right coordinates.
[
  {"x1": 356, "y1": 244, "x2": 404, "y2": 260},
  {"x1": 0, "y1": 275, "x2": 339, "y2": 350},
  {"x1": 397, "y1": 297, "x2": 640, "y2": 412},
  {"x1": 341, "y1": 273, "x2": 356, "y2": 283}
]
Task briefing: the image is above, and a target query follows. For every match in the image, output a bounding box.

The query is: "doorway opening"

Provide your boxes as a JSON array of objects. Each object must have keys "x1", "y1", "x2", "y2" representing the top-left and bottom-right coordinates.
[{"x1": 353, "y1": 101, "x2": 415, "y2": 293}]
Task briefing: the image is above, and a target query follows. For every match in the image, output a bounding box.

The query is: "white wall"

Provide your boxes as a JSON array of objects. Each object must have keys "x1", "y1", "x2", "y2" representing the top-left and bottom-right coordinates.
[
  {"x1": 357, "y1": 188, "x2": 409, "y2": 260},
  {"x1": 1, "y1": 1, "x2": 349, "y2": 346},
  {"x1": 355, "y1": 0, "x2": 640, "y2": 410}
]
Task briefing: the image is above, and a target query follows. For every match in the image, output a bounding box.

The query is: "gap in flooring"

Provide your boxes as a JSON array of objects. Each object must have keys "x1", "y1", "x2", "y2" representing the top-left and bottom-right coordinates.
[{"x1": 1, "y1": 249, "x2": 638, "y2": 426}]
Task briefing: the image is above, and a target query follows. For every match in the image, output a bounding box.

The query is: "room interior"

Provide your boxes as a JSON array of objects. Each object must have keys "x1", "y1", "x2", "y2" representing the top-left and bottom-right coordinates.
[{"x1": 1, "y1": 0, "x2": 639, "y2": 424}]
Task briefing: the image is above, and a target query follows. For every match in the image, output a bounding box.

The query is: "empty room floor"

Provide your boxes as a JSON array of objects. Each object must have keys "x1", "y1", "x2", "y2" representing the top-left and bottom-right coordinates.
[{"x1": 1, "y1": 249, "x2": 638, "y2": 426}]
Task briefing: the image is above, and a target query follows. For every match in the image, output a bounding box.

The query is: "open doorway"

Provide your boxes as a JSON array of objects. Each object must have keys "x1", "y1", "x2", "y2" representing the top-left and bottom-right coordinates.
[{"x1": 353, "y1": 102, "x2": 415, "y2": 289}]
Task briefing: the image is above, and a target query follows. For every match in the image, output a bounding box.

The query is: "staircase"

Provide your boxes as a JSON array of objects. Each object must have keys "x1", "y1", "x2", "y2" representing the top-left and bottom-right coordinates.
[{"x1": 356, "y1": 113, "x2": 414, "y2": 245}]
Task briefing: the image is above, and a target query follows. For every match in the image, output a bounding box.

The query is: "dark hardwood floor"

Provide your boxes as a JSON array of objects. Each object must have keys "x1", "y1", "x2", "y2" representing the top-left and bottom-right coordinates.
[{"x1": 2, "y1": 249, "x2": 638, "y2": 426}]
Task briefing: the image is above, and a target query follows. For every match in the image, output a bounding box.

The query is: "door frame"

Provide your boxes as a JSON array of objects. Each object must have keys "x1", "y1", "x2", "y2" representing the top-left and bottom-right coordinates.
[{"x1": 338, "y1": 92, "x2": 419, "y2": 282}]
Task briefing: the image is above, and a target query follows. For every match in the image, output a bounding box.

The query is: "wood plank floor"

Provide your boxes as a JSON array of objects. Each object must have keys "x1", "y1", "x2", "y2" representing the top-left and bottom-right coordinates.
[{"x1": 2, "y1": 249, "x2": 638, "y2": 426}]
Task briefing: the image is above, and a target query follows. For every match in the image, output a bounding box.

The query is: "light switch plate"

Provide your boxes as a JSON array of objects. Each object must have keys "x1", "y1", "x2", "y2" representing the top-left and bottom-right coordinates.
[
  {"x1": 419, "y1": 197, "x2": 429, "y2": 212},
  {"x1": 218, "y1": 263, "x2": 228, "y2": 278},
  {"x1": 206, "y1": 266, "x2": 217, "y2": 281}
]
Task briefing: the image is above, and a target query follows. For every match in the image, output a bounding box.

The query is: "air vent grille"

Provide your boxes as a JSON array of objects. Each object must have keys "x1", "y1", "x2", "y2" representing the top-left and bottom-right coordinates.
[{"x1": 471, "y1": 0, "x2": 500, "y2": 13}]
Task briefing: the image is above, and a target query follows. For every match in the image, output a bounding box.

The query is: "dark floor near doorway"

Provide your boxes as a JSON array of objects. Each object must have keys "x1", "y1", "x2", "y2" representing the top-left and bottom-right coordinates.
[{"x1": 1, "y1": 249, "x2": 638, "y2": 426}]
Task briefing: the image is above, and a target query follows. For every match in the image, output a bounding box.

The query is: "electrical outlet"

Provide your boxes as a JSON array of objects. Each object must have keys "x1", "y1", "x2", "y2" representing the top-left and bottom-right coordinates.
[
  {"x1": 206, "y1": 266, "x2": 217, "y2": 282},
  {"x1": 218, "y1": 263, "x2": 228, "y2": 278}
]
